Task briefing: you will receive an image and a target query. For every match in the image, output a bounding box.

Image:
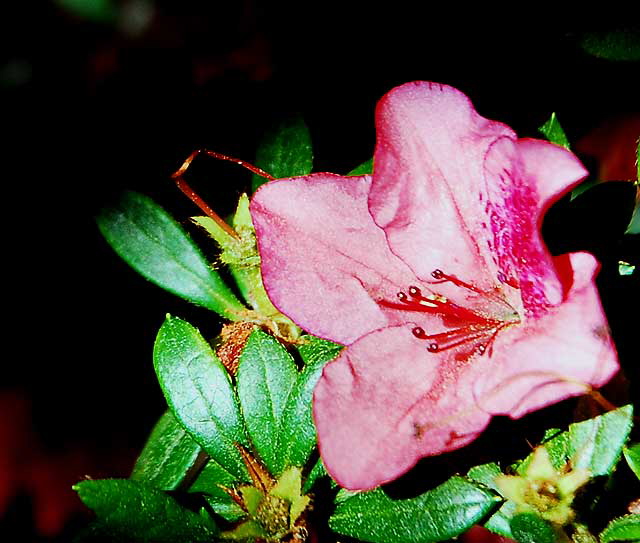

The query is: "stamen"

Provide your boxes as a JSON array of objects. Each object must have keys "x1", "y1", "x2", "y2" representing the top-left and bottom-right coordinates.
[
  {"x1": 382, "y1": 269, "x2": 521, "y2": 357},
  {"x1": 412, "y1": 326, "x2": 427, "y2": 339},
  {"x1": 408, "y1": 286, "x2": 422, "y2": 297}
]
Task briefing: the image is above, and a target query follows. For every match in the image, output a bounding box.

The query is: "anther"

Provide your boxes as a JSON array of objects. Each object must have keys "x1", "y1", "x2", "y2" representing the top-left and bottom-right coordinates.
[
  {"x1": 397, "y1": 292, "x2": 408, "y2": 302},
  {"x1": 408, "y1": 286, "x2": 422, "y2": 297},
  {"x1": 477, "y1": 344, "x2": 486, "y2": 354},
  {"x1": 427, "y1": 343, "x2": 439, "y2": 352},
  {"x1": 412, "y1": 326, "x2": 427, "y2": 339},
  {"x1": 431, "y1": 269, "x2": 444, "y2": 280}
]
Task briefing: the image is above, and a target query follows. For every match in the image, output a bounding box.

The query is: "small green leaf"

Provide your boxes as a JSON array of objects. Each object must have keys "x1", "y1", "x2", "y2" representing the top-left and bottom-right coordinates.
[
  {"x1": 538, "y1": 113, "x2": 570, "y2": 149},
  {"x1": 130, "y1": 411, "x2": 201, "y2": 491},
  {"x1": 237, "y1": 330, "x2": 298, "y2": 475},
  {"x1": 278, "y1": 336, "x2": 344, "y2": 470},
  {"x1": 618, "y1": 261, "x2": 636, "y2": 276},
  {"x1": 348, "y1": 157, "x2": 374, "y2": 175},
  {"x1": 601, "y1": 514, "x2": 640, "y2": 542},
  {"x1": 302, "y1": 456, "x2": 328, "y2": 493},
  {"x1": 472, "y1": 407, "x2": 633, "y2": 539},
  {"x1": 467, "y1": 463, "x2": 515, "y2": 538},
  {"x1": 97, "y1": 191, "x2": 246, "y2": 319},
  {"x1": 154, "y1": 315, "x2": 250, "y2": 482},
  {"x1": 229, "y1": 195, "x2": 281, "y2": 316},
  {"x1": 74, "y1": 478, "x2": 217, "y2": 542},
  {"x1": 536, "y1": 405, "x2": 633, "y2": 477},
  {"x1": 510, "y1": 512, "x2": 557, "y2": 543},
  {"x1": 251, "y1": 115, "x2": 313, "y2": 192},
  {"x1": 624, "y1": 443, "x2": 640, "y2": 480},
  {"x1": 563, "y1": 404, "x2": 633, "y2": 476},
  {"x1": 329, "y1": 476, "x2": 498, "y2": 543},
  {"x1": 580, "y1": 30, "x2": 640, "y2": 61},
  {"x1": 190, "y1": 459, "x2": 247, "y2": 522}
]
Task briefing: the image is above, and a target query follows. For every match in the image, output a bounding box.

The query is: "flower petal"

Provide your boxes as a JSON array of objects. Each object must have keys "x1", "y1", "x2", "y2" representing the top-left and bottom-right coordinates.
[
  {"x1": 369, "y1": 81, "x2": 515, "y2": 291},
  {"x1": 313, "y1": 325, "x2": 492, "y2": 490},
  {"x1": 369, "y1": 82, "x2": 590, "y2": 317},
  {"x1": 517, "y1": 139, "x2": 588, "y2": 205},
  {"x1": 471, "y1": 252, "x2": 618, "y2": 418},
  {"x1": 250, "y1": 174, "x2": 417, "y2": 345}
]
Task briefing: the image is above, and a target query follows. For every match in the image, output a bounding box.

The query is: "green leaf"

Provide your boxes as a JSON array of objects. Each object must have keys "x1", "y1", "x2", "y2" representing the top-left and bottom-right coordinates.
[
  {"x1": 229, "y1": 194, "x2": 281, "y2": 316},
  {"x1": 561, "y1": 404, "x2": 633, "y2": 476},
  {"x1": 130, "y1": 411, "x2": 201, "y2": 491},
  {"x1": 472, "y1": 406, "x2": 633, "y2": 539},
  {"x1": 467, "y1": 462, "x2": 515, "y2": 538},
  {"x1": 329, "y1": 476, "x2": 498, "y2": 543},
  {"x1": 348, "y1": 157, "x2": 374, "y2": 175},
  {"x1": 154, "y1": 315, "x2": 250, "y2": 482},
  {"x1": 278, "y1": 336, "x2": 344, "y2": 470},
  {"x1": 601, "y1": 514, "x2": 640, "y2": 542},
  {"x1": 237, "y1": 330, "x2": 298, "y2": 475},
  {"x1": 618, "y1": 261, "x2": 636, "y2": 276},
  {"x1": 626, "y1": 196, "x2": 640, "y2": 235},
  {"x1": 251, "y1": 115, "x2": 313, "y2": 192},
  {"x1": 55, "y1": 0, "x2": 117, "y2": 23},
  {"x1": 302, "y1": 456, "x2": 328, "y2": 493},
  {"x1": 538, "y1": 113, "x2": 570, "y2": 149},
  {"x1": 624, "y1": 443, "x2": 640, "y2": 480},
  {"x1": 97, "y1": 191, "x2": 246, "y2": 319},
  {"x1": 189, "y1": 459, "x2": 247, "y2": 522},
  {"x1": 531, "y1": 405, "x2": 633, "y2": 477},
  {"x1": 509, "y1": 512, "x2": 557, "y2": 543},
  {"x1": 74, "y1": 478, "x2": 217, "y2": 542},
  {"x1": 580, "y1": 30, "x2": 640, "y2": 61}
]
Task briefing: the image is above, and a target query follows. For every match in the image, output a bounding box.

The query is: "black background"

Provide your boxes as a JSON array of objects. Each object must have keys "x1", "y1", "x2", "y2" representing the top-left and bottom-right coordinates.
[{"x1": 2, "y1": 2, "x2": 638, "y2": 540}]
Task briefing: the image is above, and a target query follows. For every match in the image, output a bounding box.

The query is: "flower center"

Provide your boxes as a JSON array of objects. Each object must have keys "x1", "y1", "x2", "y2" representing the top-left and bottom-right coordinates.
[{"x1": 381, "y1": 269, "x2": 520, "y2": 355}]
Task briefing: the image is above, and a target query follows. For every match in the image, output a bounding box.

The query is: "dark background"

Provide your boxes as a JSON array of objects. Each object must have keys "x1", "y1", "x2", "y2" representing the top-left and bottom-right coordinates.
[{"x1": 2, "y1": 2, "x2": 638, "y2": 540}]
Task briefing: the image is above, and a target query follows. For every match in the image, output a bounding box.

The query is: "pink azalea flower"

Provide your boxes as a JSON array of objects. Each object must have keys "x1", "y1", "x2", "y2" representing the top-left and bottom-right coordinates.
[{"x1": 250, "y1": 82, "x2": 619, "y2": 490}]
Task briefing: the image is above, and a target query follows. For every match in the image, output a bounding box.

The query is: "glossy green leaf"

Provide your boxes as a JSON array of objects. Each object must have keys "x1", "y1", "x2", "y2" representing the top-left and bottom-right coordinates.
[
  {"x1": 467, "y1": 462, "x2": 515, "y2": 538},
  {"x1": 580, "y1": 30, "x2": 640, "y2": 61},
  {"x1": 472, "y1": 407, "x2": 633, "y2": 539},
  {"x1": 302, "y1": 456, "x2": 328, "y2": 493},
  {"x1": 601, "y1": 514, "x2": 640, "y2": 542},
  {"x1": 279, "y1": 336, "x2": 344, "y2": 470},
  {"x1": 348, "y1": 157, "x2": 373, "y2": 175},
  {"x1": 562, "y1": 404, "x2": 633, "y2": 476},
  {"x1": 190, "y1": 459, "x2": 247, "y2": 522},
  {"x1": 624, "y1": 443, "x2": 640, "y2": 480},
  {"x1": 74, "y1": 478, "x2": 217, "y2": 542},
  {"x1": 509, "y1": 513, "x2": 556, "y2": 543},
  {"x1": 530, "y1": 405, "x2": 633, "y2": 477},
  {"x1": 330, "y1": 476, "x2": 498, "y2": 543},
  {"x1": 130, "y1": 411, "x2": 201, "y2": 491},
  {"x1": 626, "y1": 196, "x2": 639, "y2": 235},
  {"x1": 538, "y1": 113, "x2": 570, "y2": 149},
  {"x1": 251, "y1": 115, "x2": 313, "y2": 191},
  {"x1": 97, "y1": 191, "x2": 246, "y2": 319},
  {"x1": 154, "y1": 315, "x2": 249, "y2": 482},
  {"x1": 237, "y1": 330, "x2": 297, "y2": 475}
]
